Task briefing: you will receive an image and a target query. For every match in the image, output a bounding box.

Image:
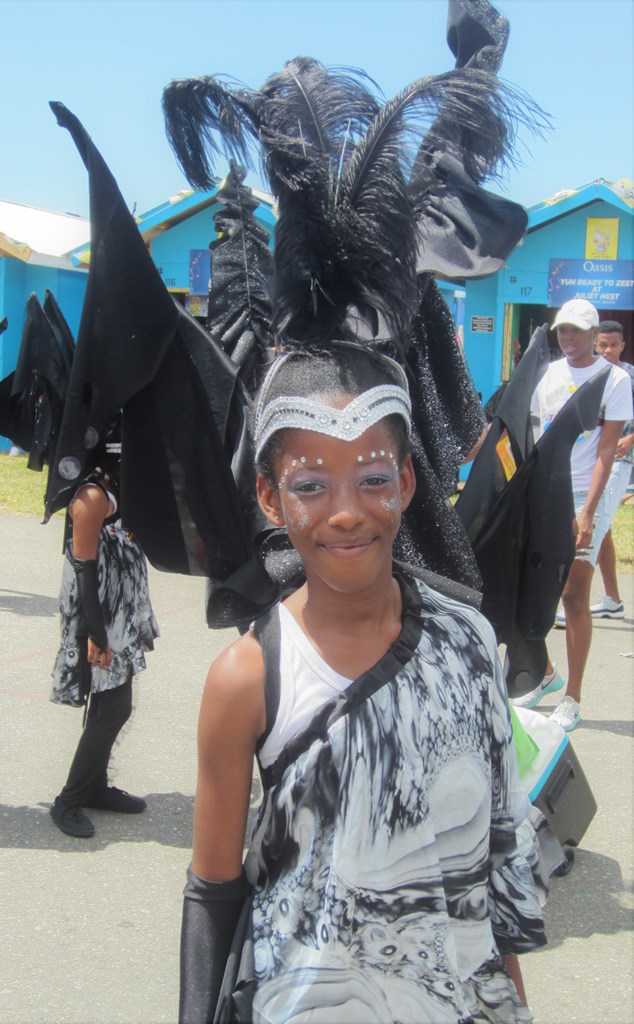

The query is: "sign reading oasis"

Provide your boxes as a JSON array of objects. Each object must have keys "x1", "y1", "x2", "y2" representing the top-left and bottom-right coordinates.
[{"x1": 548, "y1": 259, "x2": 634, "y2": 309}]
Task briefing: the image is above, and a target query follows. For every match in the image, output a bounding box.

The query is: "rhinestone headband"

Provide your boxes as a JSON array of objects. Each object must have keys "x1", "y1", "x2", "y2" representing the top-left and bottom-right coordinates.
[{"x1": 254, "y1": 384, "x2": 412, "y2": 460}]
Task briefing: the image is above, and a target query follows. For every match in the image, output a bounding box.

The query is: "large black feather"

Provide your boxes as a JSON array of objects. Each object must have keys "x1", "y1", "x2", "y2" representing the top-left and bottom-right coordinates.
[
  {"x1": 409, "y1": 68, "x2": 547, "y2": 192},
  {"x1": 162, "y1": 75, "x2": 262, "y2": 190},
  {"x1": 258, "y1": 57, "x2": 379, "y2": 191},
  {"x1": 332, "y1": 71, "x2": 513, "y2": 350},
  {"x1": 258, "y1": 58, "x2": 381, "y2": 344}
]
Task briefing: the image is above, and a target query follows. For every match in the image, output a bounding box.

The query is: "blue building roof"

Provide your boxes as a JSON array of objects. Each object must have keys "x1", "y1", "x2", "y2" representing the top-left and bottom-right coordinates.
[{"x1": 527, "y1": 178, "x2": 634, "y2": 231}]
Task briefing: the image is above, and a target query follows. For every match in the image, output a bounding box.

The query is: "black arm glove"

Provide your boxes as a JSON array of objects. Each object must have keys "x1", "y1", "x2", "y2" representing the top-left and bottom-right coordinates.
[
  {"x1": 179, "y1": 866, "x2": 252, "y2": 1024},
  {"x1": 72, "y1": 558, "x2": 108, "y2": 651}
]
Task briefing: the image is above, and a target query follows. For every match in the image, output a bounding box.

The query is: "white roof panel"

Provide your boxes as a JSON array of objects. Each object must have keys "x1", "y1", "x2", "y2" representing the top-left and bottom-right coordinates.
[{"x1": 0, "y1": 200, "x2": 89, "y2": 259}]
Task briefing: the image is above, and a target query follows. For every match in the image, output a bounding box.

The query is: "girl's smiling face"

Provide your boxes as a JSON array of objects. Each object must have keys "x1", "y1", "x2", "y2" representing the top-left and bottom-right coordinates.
[{"x1": 257, "y1": 417, "x2": 416, "y2": 595}]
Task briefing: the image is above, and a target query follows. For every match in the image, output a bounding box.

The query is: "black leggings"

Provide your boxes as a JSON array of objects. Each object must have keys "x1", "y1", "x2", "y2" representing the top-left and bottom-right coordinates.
[{"x1": 59, "y1": 672, "x2": 133, "y2": 807}]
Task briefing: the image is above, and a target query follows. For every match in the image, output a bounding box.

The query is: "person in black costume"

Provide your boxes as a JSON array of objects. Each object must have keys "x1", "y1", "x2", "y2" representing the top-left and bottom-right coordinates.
[{"x1": 49, "y1": 439, "x2": 159, "y2": 839}]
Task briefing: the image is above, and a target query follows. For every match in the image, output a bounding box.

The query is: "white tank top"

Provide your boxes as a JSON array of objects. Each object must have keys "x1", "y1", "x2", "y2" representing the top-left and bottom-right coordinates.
[{"x1": 258, "y1": 604, "x2": 352, "y2": 769}]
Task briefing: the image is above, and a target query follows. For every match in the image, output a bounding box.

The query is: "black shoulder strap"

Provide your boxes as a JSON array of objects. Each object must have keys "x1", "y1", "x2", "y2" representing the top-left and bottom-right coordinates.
[{"x1": 252, "y1": 605, "x2": 282, "y2": 755}]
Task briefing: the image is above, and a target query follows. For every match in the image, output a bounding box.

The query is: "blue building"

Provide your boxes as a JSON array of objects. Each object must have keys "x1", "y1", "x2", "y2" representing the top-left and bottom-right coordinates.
[
  {"x1": 0, "y1": 200, "x2": 89, "y2": 385},
  {"x1": 5, "y1": 176, "x2": 631, "y2": 452},
  {"x1": 0, "y1": 184, "x2": 276, "y2": 448},
  {"x1": 463, "y1": 178, "x2": 634, "y2": 406}
]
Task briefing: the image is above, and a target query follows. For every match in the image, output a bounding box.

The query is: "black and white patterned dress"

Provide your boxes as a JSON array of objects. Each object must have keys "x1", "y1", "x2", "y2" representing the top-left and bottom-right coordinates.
[
  {"x1": 50, "y1": 511, "x2": 159, "y2": 708},
  {"x1": 245, "y1": 574, "x2": 546, "y2": 1024}
]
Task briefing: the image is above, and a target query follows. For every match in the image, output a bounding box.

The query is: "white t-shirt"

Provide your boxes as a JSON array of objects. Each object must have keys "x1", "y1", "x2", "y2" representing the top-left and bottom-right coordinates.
[{"x1": 531, "y1": 355, "x2": 633, "y2": 491}]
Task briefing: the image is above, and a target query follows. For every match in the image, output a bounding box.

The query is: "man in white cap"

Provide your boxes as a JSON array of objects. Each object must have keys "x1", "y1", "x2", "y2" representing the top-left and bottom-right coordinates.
[{"x1": 514, "y1": 298, "x2": 633, "y2": 730}]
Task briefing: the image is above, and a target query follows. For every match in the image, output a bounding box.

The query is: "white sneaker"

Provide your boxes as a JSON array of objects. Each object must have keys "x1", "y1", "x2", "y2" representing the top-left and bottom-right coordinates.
[
  {"x1": 550, "y1": 696, "x2": 581, "y2": 732},
  {"x1": 512, "y1": 665, "x2": 565, "y2": 708},
  {"x1": 590, "y1": 595, "x2": 625, "y2": 619}
]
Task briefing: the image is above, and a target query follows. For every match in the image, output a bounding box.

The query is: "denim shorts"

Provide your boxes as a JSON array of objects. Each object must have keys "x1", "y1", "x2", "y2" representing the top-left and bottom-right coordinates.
[
  {"x1": 606, "y1": 460, "x2": 632, "y2": 518},
  {"x1": 572, "y1": 466, "x2": 627, "y2": 566}
]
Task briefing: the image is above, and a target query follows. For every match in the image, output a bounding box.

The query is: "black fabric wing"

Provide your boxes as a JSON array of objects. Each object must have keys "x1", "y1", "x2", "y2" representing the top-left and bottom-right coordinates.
[
  {"x1": 456, "y1": 324, "x2": 551, "y2": 543},
  {"x1": 43, "y1": 289, "x2": 75, "y2": 377},
  {"x1": 0, "y1": 293, "x2": 70, "y2": 472},
  {"x1": 48, "y1": 101, "x2": 261, "y2": 583},
  {"x1": 121, "y1": 304, "x2": 261, "y2": 579},
  {"x1": 467, "y1": 367, "x2": 610, "y2": 695},
  {"x1": 46, "y1": 101, "x2": 180, "y2": 519}
]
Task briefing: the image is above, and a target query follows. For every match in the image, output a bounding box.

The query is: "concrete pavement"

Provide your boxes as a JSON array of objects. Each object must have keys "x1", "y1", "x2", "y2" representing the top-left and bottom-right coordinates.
[{"x1": 0, "y1": 512, "x2": 632, "y2": 1024}]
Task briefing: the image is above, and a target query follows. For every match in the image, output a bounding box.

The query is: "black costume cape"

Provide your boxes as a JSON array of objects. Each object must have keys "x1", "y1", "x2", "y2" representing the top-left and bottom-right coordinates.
[
  {"x1": 0, "y1": 293, "x2": 72, "y2": 485},
  {"x1": 456, "y1": 326, "x2": 610, "y2": 695},
  {"x1": 47, "y1": 103, "x2": 259, "y2": 584}
]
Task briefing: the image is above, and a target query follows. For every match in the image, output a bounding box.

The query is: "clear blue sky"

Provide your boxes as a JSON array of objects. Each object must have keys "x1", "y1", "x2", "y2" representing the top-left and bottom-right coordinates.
[{"x1": 1, "y1": 0, "x2": 632, "y2": 219}]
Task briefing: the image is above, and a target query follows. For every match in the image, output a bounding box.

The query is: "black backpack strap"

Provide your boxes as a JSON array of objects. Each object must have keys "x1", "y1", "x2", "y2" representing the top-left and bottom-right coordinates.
[{"x1": 252, "y1": 605, "x2": 282, "y2": 756}]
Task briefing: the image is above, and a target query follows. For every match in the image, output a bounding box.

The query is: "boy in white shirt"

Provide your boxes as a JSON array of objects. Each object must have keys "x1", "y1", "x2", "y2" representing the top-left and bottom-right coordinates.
[{"x1": 514, "y1": 299, "x2": 633, "y2": 730}]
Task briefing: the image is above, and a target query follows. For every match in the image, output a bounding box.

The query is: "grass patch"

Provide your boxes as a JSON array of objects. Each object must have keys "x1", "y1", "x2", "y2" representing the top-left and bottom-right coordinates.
[
  {"x1": 2, "y1": 451, "x2": 632, "y2": 571},
  {"x1": 0, "y1": 453, "x2": 49, "y2": 517},
  {"x1": 612, "y1": 501, "x2": 634, "y2": 571}
]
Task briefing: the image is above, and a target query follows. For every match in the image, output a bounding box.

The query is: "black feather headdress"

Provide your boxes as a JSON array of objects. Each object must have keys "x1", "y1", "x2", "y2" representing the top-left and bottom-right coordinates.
[
  {"x1": 161, "y1": 0, "x2": 549, "y2": 603},
  {"x1": 164, "y1": 57, "x2": 544, "y2": 352}
]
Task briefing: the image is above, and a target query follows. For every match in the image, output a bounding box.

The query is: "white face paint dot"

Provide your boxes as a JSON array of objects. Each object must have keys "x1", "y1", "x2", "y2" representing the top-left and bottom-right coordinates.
[
  {"x1": 300, "y1": 456, "x2": 306, "y2": 463},
  {"x1": 357, "y1": 455, "x2": 363, "y2": 463},
  {"x1": 316, "y1": 458, "x2": 323, "y2": 465},
  {"x1": 370, "y1": 451, "x2": 376, "y2": 459},
  {"x1": 380, "y1": 450, "x2": 385, "y2": 457},
  {"x1": 291, "y1": 459, "x2": 297, "y2": 467}
]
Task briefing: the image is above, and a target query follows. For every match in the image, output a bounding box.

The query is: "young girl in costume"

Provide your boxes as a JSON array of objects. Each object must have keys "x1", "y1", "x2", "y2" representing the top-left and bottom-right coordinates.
[
  {"x1": 49, "y1": 435, "x2": 159, "y2": 839},
  {"x1": 179, "y1": 345, "x2": 546, "y2": 1024},
  {"x1": 165, "y1": 10, "x2": 550, "y2": 1017}
]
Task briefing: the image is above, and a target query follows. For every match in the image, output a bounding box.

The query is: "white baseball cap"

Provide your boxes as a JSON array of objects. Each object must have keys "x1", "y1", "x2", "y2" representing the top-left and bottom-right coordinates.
[{"x1": 552, "y1": 299, "x2": 599, "y2": 331}]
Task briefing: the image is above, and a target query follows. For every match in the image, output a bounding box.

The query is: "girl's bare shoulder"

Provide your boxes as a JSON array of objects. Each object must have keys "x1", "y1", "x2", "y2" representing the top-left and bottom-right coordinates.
[{"x1": 200, "y1": 628, "x2": 266, "y2": 740}]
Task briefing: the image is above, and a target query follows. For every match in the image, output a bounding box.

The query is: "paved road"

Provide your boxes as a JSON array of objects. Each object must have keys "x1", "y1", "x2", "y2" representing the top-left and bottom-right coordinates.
[{"x1": 1, "y1": 512, "x2": 632, "y2": 1024}]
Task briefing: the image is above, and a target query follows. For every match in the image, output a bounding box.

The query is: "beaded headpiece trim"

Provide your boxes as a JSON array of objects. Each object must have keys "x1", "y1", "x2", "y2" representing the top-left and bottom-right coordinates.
[{"x1": 254, "y1": 384, "x2": 412, "y2": 461}]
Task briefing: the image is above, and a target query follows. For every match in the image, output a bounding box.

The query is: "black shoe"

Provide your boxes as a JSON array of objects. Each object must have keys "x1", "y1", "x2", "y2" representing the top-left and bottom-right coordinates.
[
  {"x1": 50, "y1": 797, "x2": 95, "y2": 838},
  {"x1": 85, "y1": 786, "x2": 147, "y2": 814}
]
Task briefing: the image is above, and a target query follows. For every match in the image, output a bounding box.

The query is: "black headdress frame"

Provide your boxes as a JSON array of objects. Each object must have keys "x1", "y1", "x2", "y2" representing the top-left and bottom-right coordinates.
[{"x1": 162, "y1": 0, "x2": 548, "y2": 607}]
